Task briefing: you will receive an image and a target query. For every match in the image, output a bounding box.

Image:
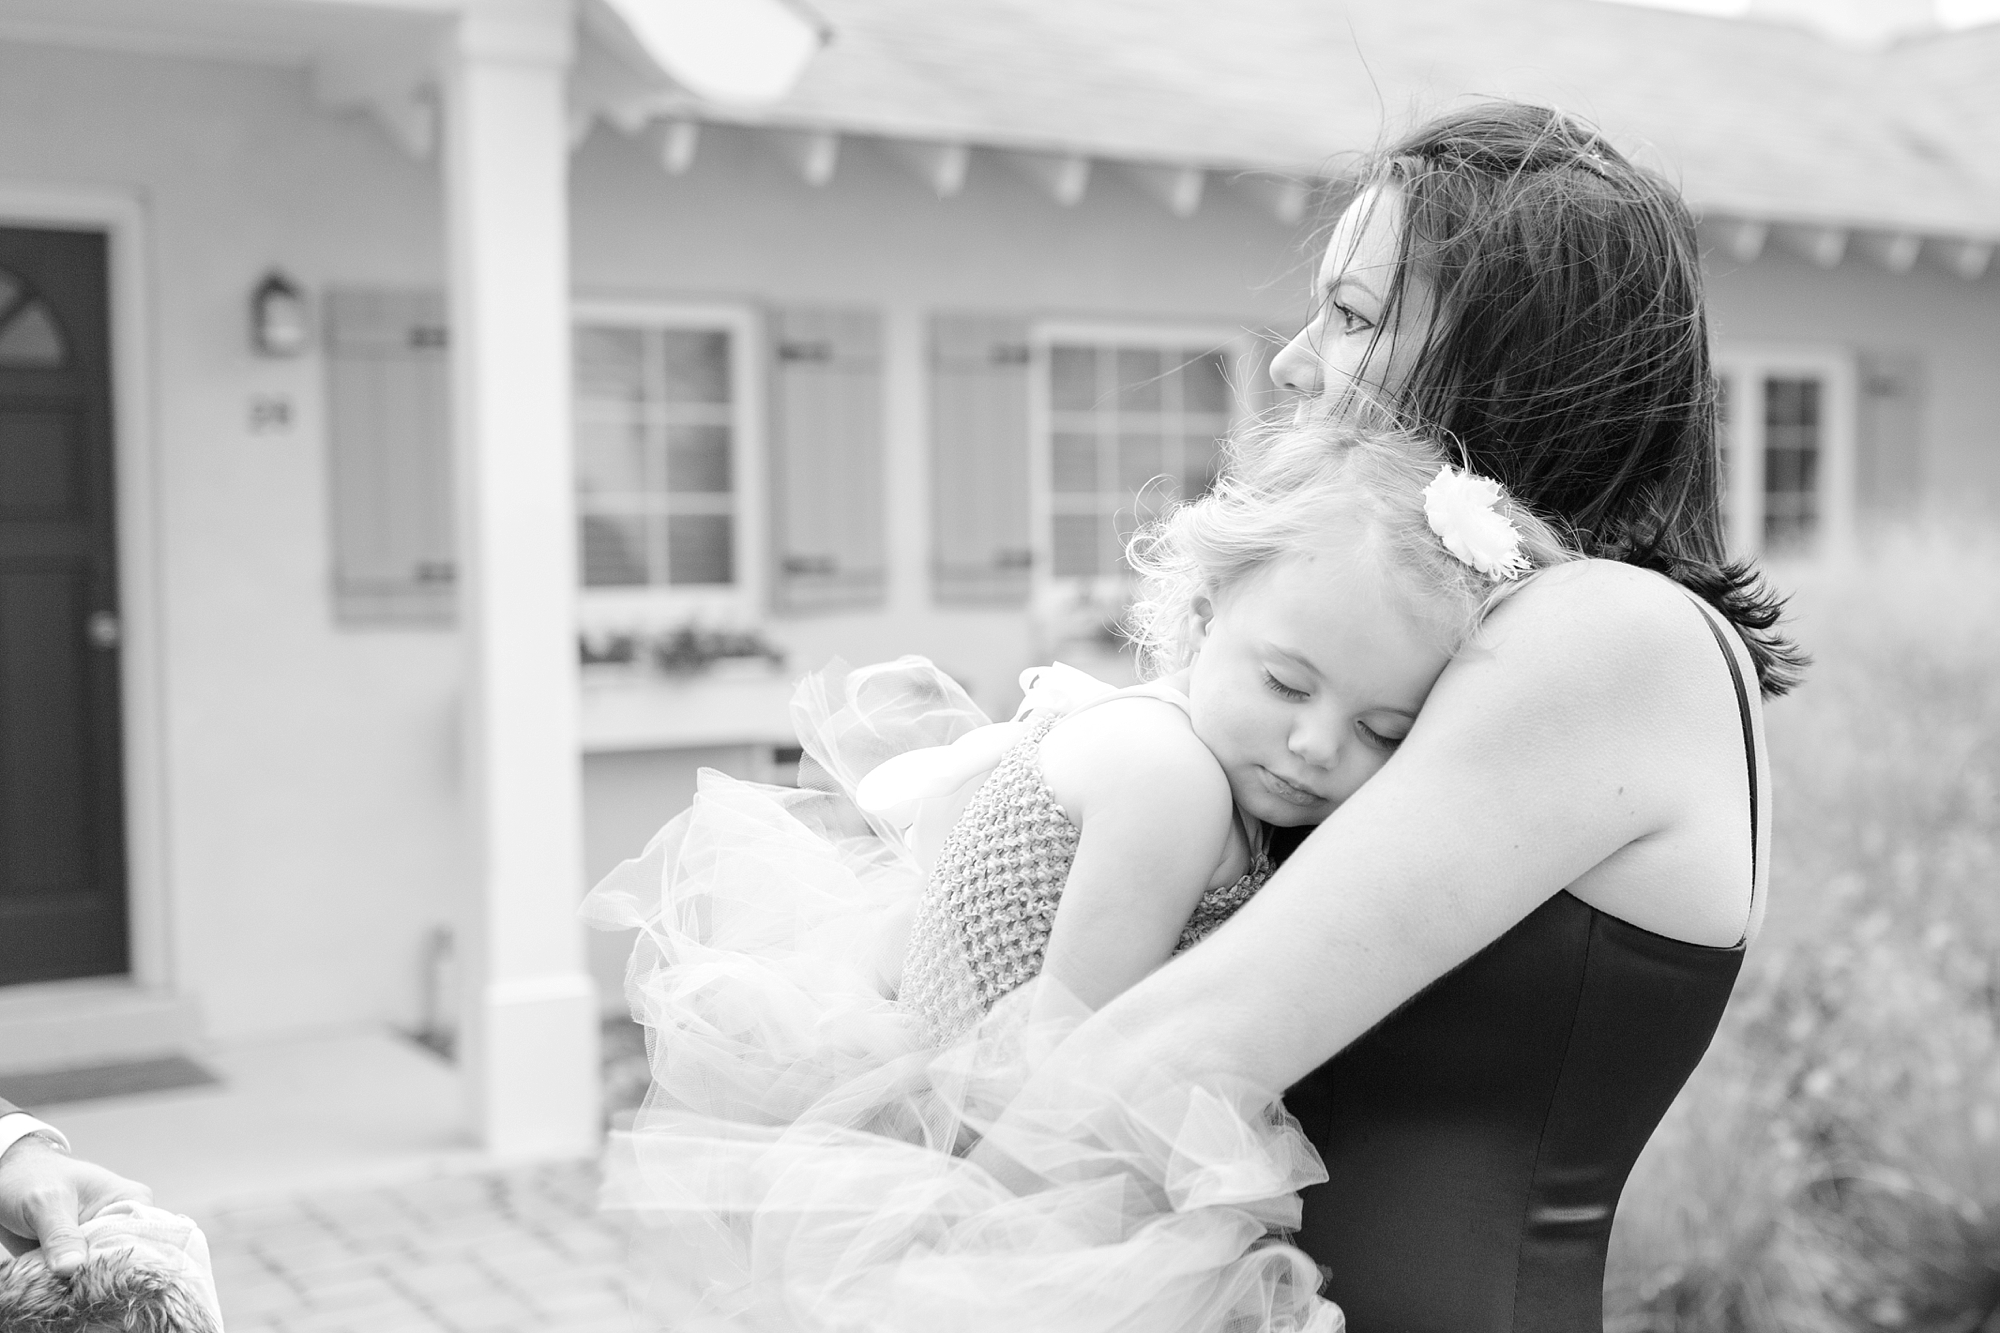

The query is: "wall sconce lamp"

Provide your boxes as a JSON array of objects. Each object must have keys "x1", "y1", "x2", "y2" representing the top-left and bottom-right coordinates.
[{"x1": 251, "y1": 270, "x2": 310, "y2": 357}]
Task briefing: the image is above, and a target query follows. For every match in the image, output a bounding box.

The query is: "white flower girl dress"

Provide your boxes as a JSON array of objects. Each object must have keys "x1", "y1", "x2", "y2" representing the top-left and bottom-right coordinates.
[{"x1": 584, "y1": 657, "x2": 1342, "y2": 1333}]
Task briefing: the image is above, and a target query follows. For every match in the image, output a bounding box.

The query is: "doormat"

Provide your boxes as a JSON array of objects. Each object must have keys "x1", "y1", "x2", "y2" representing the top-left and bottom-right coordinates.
[{"x1": 0, "y1": 1055, "x2": 219, "y2": 1109}]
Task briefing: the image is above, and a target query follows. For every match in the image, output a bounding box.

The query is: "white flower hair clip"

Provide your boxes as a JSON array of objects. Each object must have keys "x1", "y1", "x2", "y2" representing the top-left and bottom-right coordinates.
[{"x1": 1423, "y1": 465, "x2": 1531, "y2": 581}]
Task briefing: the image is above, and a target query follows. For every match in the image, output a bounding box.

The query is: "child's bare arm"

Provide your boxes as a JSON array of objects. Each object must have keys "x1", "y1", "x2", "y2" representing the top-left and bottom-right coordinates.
[{"x1": 1035, "y1": 700, "x2": 1237, "y2": 1011}]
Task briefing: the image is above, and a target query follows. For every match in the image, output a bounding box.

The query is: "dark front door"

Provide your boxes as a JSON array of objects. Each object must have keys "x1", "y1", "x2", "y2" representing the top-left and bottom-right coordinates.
[{"x1": 0, "y1": 226, "x2": 127, "y2": 985}]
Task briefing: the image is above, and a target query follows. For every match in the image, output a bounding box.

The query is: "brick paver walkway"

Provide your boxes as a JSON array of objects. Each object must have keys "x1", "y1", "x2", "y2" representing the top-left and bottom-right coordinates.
[{"x1": 206, "y1": 1161, "x2": 646, "y2": 1333}]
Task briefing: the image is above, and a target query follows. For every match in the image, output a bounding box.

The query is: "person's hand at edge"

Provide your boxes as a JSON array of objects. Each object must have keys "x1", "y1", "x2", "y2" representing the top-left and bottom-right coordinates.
[{"x1": 0, "y1": 1132, "x2": 152, "y2": 1275}]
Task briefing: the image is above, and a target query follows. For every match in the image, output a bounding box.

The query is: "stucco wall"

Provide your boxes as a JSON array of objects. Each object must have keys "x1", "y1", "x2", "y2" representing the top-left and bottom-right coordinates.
[
  {"x1": 0, "y1": 43, "x2": 461, "y2": 1042},
  {"x1": 1706, "y1": 247, "x2": 2000, "y2": 516}
]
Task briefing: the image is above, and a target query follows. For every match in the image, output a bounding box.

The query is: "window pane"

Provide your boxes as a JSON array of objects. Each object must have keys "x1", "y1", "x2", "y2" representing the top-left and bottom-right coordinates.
[
  {"x1": 1764, "y1": 444, "x2": 1818, "y2": 495},
  {"x1": 1117, "y1": 431, "x2": 1166, "y2": 493},
  {"x1": 1052, "y1": 513, "x2": 1103, "y2": 577},
  {"x1": 580, "y1": 514, "x2": 650, "y2": 587},
  {"x1": 0, "y1": 301, "x2": 66, "y2": 369},
  {"x1": 575, "y1": 320, "x2": 741, "y2": 592},
  {"x1": 1045, "y1": 339, "x2": 1237, "y2": 591},
  {"x1": 1763, "y1": 375, "x2": 1820, "y2": 548},
  {"x1": 1180, "y1": 352, "x2": 1230, "y2": 413},
  {"x1": 667, "y1": 424, "x2": 731, "y2": 493},
  {"x1": 1051, "y1": 347, "x2": 1098, "y2": 411},
  {"x1": 1052, "y1": 431, "x2": 1099, "y2": 493},
  {"x1": 575, "y1": 327, "x2": 644, "y2": 400},
  {"x1": 660, "y1": 330, "x2": 730, "y2": 404},
  {"x1": 1113, "y1": 509, "x2": 1151, "y2": 572},
  {"x1": 1765, "y1": 377, "x2": 1819, "y2": 432},
  {"x1": 576, "y1": 419, "x2": 654, "y2": 497},
  {"x1": 1116, "y1": 486, "x2": 1171, "y2": 547},
  {"x1": 1116, "y1": 349, "x2": 1163, "y2": 410},
  {"x1": 668, "y1": 514, "x2": 734, "y2": 585}
]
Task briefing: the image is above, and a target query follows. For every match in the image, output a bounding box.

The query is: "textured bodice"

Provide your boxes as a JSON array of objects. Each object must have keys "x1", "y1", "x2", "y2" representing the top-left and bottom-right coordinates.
[{"x1": 898, "y1": 714, "x2": 1270, "y2": 1045}]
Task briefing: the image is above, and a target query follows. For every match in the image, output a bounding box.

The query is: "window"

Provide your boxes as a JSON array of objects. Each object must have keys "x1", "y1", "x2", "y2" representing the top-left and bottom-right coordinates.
[
  {"x1": 573, "y1": 302, "x2": 761, "y2": 627},
  {"x1": 1716, "y1": 347, "x2": 1855, "y2": 557},
  {"x1": 1036, "y1": 327, "x2": 1245, "y2": 590},
  {"x1": 1760, "y1": 376, "x2": 1820, "y2": 547},
  {"x1": 1030, "y1": 325, "x2": 1251, "y2": 669},
  {"x1": 0, "y1": 267, "x2": 66, "y2": 369}
]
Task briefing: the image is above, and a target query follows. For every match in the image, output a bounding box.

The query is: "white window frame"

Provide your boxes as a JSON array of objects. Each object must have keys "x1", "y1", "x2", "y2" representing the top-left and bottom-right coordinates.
[
  {"x1": 571, "y1": 298, "x2": 766, "y2": 635},
  {"x1": 1027, "y1": 320, "x2": 1261, "y2": 617},
  {"x1": 1714, "y1": 343, "x2": 1856, "y2": 559}
]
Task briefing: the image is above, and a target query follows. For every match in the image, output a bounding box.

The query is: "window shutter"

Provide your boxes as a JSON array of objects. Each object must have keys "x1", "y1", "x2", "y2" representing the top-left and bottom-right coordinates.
[
  {"x1": 930, "y1": 315, "x2": 1032, "y2": 606},
  {"x1": 769, "y1": 307, "x2": 885, "y2": 612},
  {"x1": 1856, "y1": 351, "x2": 1923, "y2": 518},
  {"x1": 325, "y1": 288, "x2": 454, "y2": 625}
]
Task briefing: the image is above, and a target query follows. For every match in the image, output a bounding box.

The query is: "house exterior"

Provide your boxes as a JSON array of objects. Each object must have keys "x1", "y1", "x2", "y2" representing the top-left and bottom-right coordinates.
[{"x1": 0, "y1": 0, "x2": 1993, "y2": 1155}]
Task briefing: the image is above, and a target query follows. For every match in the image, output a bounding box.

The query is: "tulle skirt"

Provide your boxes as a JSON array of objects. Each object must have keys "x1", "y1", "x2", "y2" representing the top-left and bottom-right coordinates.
[{"x1": 584, "y1": 658, "x2": 1342, "y2": 1333}]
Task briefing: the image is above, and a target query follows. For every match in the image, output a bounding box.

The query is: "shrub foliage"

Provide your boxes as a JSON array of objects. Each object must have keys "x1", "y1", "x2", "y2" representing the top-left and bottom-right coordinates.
[{"x1": 1607, "y1": 523, "x2": 2000, "y2": 1333}]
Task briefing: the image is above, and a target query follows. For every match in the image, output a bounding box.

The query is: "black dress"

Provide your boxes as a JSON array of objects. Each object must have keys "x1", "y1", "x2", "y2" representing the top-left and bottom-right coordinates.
[{"x1": 1284, "y1": 608, "x2": 1758, "y2": 1333}]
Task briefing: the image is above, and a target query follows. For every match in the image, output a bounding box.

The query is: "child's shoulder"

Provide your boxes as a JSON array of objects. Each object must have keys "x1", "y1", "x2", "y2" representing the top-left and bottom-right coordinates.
[{"x1": 1036, "y1": 690, "x2": 1231, "y2": 827}]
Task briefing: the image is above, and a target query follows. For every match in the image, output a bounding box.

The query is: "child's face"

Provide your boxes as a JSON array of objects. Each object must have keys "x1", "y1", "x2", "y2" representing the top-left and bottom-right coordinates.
[
  {"x1": 1270, "y1": 185, "x2": 1433, "y2": 412},
  {"x1": 1184, "y1": 536, "x2": 1449, "y2": 827}
]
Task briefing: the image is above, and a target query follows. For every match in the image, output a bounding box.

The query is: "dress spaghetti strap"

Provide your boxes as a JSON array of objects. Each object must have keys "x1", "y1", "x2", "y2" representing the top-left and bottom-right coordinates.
[
  {"x1": 1689, "y1": 599, "x2": 1760, "y2": 868},
  {"x1": 1685, "y1": 595, "x2": 1762, "y2": 950}
]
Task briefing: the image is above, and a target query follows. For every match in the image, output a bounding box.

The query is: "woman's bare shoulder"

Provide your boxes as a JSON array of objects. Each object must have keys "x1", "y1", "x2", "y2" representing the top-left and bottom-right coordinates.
[
  {"x1": 1501, "y1": 556, "x2": 1709, "y2": 633},
  {"x1": 1459, "y1": 558, "x2": 1725, "y2": 715}
]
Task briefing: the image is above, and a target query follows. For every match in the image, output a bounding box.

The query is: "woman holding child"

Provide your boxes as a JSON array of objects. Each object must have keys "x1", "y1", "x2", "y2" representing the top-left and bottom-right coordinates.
[
  {"x1": 0, "y1": 99, "x2": 1794, "y2": 1333},
  {"x1": 589, "y1": 98, "x2": 1797, "y2": 1333}
]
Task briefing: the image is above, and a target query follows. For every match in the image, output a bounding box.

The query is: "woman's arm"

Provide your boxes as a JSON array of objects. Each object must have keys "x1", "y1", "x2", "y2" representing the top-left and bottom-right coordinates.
[
  {"x1": 1034, "y1": 700, "x2": 1237, "y2": 1011},
  {"x1": 1067, "y1": 562, "x2": 1743, "y2": 1092}
]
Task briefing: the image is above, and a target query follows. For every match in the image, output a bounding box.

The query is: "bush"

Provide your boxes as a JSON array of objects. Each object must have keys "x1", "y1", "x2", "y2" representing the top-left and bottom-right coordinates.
[{"x1": 1606, "y1": 521, "x2": 2000, "y2": 1333}]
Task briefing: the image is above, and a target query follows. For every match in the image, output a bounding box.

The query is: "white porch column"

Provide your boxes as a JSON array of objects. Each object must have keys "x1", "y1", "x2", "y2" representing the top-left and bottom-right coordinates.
[{"x1": 442, "y1": 0, "x2": 599, "y2": 1156}]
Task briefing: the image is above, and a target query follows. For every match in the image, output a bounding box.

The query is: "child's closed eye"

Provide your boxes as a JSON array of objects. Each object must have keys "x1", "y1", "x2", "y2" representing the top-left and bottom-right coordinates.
[
  {"x1": 1263, "y1": 671, "x2": 1309, "y2": 701},
  {"x1": 1357, "y1": 720, "x2": 1405, "y2": 752}
]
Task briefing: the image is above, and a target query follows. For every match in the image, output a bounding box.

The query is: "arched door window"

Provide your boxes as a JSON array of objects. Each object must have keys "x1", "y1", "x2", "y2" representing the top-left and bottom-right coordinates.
[{"x1": 0, "y1": 267, "x2": 70, "y2": 368}]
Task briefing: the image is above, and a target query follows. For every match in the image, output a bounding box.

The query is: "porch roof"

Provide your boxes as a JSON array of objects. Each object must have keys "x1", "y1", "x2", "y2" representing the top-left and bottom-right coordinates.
[
  {"x1": 5, "y1": 0, "x2": 1996, "y2": 246},
  {"x1": 686, "y1": 0, "x2": 2000, "y2": 242}
]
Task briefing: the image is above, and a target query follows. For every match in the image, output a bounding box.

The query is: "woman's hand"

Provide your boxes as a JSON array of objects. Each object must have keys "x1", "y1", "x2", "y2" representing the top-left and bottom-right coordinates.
[{"x1": 0, "y1": 1134, "x2": 152, "y2": 1274}]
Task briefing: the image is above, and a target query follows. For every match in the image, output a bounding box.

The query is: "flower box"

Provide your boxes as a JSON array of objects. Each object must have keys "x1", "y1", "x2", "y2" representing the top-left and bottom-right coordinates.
[{"x1": 579, "y1": 662, "x2": 800, "y2": 754}]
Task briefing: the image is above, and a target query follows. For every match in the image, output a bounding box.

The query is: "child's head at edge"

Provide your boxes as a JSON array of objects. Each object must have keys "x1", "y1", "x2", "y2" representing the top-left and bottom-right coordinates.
[
  {"x1": 1123, "y1": 413, "x2": 1574, "y2": 827},
  {"x1": 1127, "y1": 413, "x2": 1575, "y2": 680}
]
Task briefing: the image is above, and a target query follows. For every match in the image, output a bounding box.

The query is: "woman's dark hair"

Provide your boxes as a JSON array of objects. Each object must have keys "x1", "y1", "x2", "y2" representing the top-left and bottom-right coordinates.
[{"x1": 1339, "y1": 101, "x2": 1805, "y2": 695}]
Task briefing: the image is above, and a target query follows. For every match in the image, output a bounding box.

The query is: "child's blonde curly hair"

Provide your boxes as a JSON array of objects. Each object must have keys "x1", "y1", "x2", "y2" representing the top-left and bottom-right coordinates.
[{"x1": 1124, "y1": 413, "x2": 1578, "y2": 679}]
